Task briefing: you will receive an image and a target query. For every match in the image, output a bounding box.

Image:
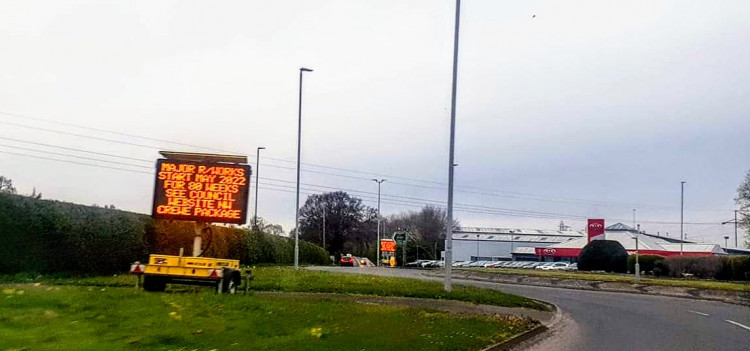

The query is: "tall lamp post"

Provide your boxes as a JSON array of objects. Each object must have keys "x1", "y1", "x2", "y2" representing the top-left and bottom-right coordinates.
[
  {"x1": 253, "y1": 146, "x2": 265, "y2": 230},
  {"x1": 372, "y1": 179, "x2": 386, "y2": 266},
  {"x1": 294, "y1": 67, "x2": 313, "y2": 270},
  {"x1": 444, "y1": 0, "x2": 462, "y2": 293},
  {"x1": 724, "y1": 236, "x2": 730, "y2": 249},
  {"x1": 680, "y1": 181, "x2": 686, "y2": 256}
]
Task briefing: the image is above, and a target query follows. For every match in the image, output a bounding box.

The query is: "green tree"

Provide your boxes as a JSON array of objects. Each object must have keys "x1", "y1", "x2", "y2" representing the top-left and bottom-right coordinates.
[
  {"x1": 0, "y1": 175, "x2": 17, "y2": 194},
  {"x1": 298, "y1": 191, "x2": 376, "y2": 258},
  {"x1": 737, "y1": 169, "x2": 750, "y2": 248},
  {"x1": 384, "y1": 205, "x2": 458, "y2": 260}
]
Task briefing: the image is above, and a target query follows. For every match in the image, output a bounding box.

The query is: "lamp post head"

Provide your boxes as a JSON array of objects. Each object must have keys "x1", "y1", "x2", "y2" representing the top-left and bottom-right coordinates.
[
  {"x1": 257, "y1": 146, "x2": 266, "y2": 150},
  {"x1": 300, "y1": 67, "x2": 313, "y2": 72}
]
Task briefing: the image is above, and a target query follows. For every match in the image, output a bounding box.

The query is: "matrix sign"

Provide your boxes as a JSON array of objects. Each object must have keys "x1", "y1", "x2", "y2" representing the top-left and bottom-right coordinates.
[{"x1": 152, "y1": 159, "x2": 251, "y2": 224}]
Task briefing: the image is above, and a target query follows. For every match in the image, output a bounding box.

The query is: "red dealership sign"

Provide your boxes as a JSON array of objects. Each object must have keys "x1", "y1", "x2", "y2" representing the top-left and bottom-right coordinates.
[{"x1": 587, "y1": 219, "x2": 605, "y2": 242}]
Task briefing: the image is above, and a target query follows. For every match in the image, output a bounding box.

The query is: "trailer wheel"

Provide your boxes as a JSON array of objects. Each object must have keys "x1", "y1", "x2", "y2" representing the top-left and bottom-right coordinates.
[
  {"x1": 143, "y1": 276, "x2": 166, "y2": 292},
  {"x1": 219, "y1": 269, "x2": 240, "y2": 294}
]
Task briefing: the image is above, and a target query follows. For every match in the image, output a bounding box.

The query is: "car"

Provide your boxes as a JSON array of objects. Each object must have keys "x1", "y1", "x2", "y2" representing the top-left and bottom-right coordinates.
[
  {"x1": 538, "y1": 262, "x2": 570, "y2": 270},
  {"x1": 452, "y1": 261, "x2": 470, "y2": 267},
  {"x1": 406, "y1": 260, "x2": 428, "y2": 267},
  {"x1": 484, "y1": 261, "x2": 505, "y2": 268},
  {"x1": 563, "y1": 263, "x2": 578, "y2": 271},
  {"x1": 526, "y1": 262, "x2": 544, "y2": 269},
  {"x1": 535, "y1": 262, "x2": 555, "y2": 270},
  {"x1": 340, "y1": 255, "x2": 356, "y2": 267}
]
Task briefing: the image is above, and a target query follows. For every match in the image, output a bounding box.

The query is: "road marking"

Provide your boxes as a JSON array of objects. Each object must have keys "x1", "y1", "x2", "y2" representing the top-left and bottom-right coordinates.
[
  {"x1": 687, "y1": 310, "x2": 709, "y2": 317},
  {"x1": 726, "y1": 320, "x2": 750, "y2": 332}
]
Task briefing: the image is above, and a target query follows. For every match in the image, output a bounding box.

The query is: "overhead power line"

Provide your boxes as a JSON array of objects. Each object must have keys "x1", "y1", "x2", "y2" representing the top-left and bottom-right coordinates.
[{"x1": 0, "y1": 111, "x2": 735, "y2": 213}]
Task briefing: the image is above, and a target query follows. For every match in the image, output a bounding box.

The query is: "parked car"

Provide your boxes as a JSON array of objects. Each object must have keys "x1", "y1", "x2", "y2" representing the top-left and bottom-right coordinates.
[
  {"x1": 406, "y1": 260, "x2": 428, "y2": 267},
  {"x1": 524, "y1": 262, "x2": 544, "y2": 269},
  {"x1": 563, "y1": 263, "x2": 578, "y2": 271},
  {"x1": 539, "y1": 262, "x2": 570, "y2": 270},
  {"x1": 535, "y1": 262, "x2": 555, "y2": 270}
]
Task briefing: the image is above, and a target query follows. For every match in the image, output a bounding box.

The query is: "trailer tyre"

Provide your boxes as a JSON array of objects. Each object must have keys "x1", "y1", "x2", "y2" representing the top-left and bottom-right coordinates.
[
  {"x1": 143, "y1": 276, "x2": 167, "y2": 292},
  {"x1": 219, "y1": 269, "x2": 240, "y2": 294}
]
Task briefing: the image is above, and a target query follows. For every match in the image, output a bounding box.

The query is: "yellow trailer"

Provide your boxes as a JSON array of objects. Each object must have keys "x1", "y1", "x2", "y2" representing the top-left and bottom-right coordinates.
[{"x1": 130, "y1": 253, "x2": 244, "y2": 293}]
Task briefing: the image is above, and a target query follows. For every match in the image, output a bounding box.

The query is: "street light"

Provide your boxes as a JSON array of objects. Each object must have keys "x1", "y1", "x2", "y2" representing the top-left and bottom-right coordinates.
[
  {"x1": 294, "y1": 67, "x2": 313, "y2": 271},
  {"x1": 680, "y1": 181, "x2": 686, "y2": 256},
  {"x1": 724, "y1": 236, "x2": 730, "y2": 249},
  {"x1": 253, "y1": 146, "x2": 265, "y2": 230},
  {"x1": 444, "y1": 0, "x2": 462, "y2": 293},
  {"x1": 372, "y1": 179, "x2": 386, "y2": 266}
]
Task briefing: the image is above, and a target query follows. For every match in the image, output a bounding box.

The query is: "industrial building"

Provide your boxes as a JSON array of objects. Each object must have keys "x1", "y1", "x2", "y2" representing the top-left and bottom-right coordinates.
[{"x1": 452, "y1": 222, "x2": 728, "y2": 262}]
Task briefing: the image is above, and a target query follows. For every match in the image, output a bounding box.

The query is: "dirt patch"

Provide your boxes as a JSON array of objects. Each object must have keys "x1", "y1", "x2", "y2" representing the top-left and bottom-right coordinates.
[{"x1": 254, "y1": 291, "x2": 555, "y2": 323}]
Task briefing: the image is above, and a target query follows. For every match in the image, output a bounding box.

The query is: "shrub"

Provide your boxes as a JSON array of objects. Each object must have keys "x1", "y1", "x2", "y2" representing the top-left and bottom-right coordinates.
[
  {"x1": 627, "y1": 254, "x2": 666, "y2": 274},
  {"x1": 578, "y1": 240, "x2": 628, "y2": 273},
  {"x1": 0, "y1": 193, "x2": 329, "y2": 274},
  {"x1": 662, "y1": 256, "x2": 724, "y2": 279},
  {"x1": 717, "y1": 256, "x2": 750, "y2": 281}
]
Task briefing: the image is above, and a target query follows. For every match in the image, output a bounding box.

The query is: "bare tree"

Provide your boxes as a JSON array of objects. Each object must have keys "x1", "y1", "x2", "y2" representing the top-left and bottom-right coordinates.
[{"x1": 0, "y1": 176, "x2": 17, "y2": 194}]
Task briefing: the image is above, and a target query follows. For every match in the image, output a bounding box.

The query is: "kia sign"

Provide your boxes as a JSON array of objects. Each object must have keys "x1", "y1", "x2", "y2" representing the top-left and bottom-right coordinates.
[
  {"x1": 587, "y1": 219, "x2": 605, "y2": 242},
  {"x1": 543, "y1": 248, "x2": 556, "y2": 255}
]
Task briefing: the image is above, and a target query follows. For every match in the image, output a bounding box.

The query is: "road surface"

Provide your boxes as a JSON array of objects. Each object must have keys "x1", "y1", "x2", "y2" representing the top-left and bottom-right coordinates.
[{"x1": 310, "y1": 266, "x2": 750, "y2": 351}]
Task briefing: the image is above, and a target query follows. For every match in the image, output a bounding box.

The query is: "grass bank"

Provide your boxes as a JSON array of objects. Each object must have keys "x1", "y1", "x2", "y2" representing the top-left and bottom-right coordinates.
[
  {"x1": 1, "y1": 267, "x2": 548, "y2": 310},
  {"x1": 464, "y1": 268, "x2": 750, "y2": 292},
  {"x1": 0, "y1": 284, "x2": 536, "y2": 351}
]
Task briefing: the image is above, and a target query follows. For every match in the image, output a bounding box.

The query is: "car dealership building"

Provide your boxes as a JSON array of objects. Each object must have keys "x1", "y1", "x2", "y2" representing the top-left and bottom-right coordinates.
[{"x1": 452, "y1": 222, "x2": 727, "y2": 262}]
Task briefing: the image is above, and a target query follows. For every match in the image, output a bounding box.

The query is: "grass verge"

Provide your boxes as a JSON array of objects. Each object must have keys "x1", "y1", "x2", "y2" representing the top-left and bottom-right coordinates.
[
  {"x1": 0, "y1": 284, "x2": 537, "y2": 350},
  {"x1": 1, "y1": 267, "x2": 548, "y2": 310},
  {"x1": 464, "y1": 268, "x2": 750, "y2": 292}
]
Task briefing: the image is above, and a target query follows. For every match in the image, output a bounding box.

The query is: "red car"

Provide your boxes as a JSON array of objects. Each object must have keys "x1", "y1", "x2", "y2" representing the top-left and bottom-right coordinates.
[{"x1": 340, "y1": 255, "x2": 356, "y2": 267}]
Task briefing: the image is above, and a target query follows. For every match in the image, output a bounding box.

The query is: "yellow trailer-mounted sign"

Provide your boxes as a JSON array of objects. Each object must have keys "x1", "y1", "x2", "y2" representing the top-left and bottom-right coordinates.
[{"x1": 131, "y1": 254, "x2": 243, "y2": 293}]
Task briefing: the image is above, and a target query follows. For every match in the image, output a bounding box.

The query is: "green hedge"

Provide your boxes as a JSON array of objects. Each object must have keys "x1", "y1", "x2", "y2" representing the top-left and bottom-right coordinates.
[
  {"x1": 656, "y1": 256, "x2": 750, "y2": 281},
  {"x1": 0, "y1": 193, "x2": 328, "y2": 275},
  {"x1": 627, "y1": 255, "x2": 666, "y2": 274}
]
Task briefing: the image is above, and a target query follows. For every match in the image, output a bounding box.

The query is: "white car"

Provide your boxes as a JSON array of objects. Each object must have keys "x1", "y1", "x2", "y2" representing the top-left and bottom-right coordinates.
[{"x1": 538, "y1": 262, "x2": 570, "y2": 271}]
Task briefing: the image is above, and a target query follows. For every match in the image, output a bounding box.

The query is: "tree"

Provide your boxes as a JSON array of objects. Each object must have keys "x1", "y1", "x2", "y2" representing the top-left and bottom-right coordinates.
[
  {"x1": 737, "y1": 170, "x2": 750, "y2": 248},
  {"x1": 0, "y1": 176, "x2": 16, "y2": 194},
  {"x1": 252, "y1": 217, "x2": 284, "y2": 236},
  {"x1": 298, "y1": 191, "x2": 376, "y2": 258},
  {"x1": 383, "y1": 205, "x2": 458, "y2": 260}
]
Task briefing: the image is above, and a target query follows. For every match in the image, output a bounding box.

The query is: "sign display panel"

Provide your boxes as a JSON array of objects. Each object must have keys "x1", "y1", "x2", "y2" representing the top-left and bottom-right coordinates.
[
  {"x1": 380, "y1": 239, "x2": 396, "y2": 253},
  {"x1": 152, "y1": 159, "x2": 251, "y2": 224},
  {"x1": 587, "y1": 219, "x2": 605, "y2": 242}
]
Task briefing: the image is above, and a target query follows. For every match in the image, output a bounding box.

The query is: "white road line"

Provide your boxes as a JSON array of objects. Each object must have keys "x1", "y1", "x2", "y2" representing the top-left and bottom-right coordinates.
[
  {"x1": 726, "y1": 320, "x2": 750, "y2": 332},
  {"x1": 687, "y1": 310, "x2": 709, "y2": 317}
]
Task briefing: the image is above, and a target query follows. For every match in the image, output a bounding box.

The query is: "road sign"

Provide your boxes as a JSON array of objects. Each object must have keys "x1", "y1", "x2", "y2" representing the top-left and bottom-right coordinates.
[
  {"x1": 393, "y1": 231, "x2": 408, "y2": 244},
  {"x1": 152, "y1": 158, "x2": 251, "y2": 224}
]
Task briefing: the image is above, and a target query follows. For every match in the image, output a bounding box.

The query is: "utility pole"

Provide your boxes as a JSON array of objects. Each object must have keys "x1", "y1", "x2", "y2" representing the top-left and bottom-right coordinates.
[
  {"x1": 294, "y1": 67, "x2": 313, "y2": 270},
  {"x1": 680, "y1": 181, "x2": 686, "y2": 256},
  {"x1": 253, "y1": 146, "x2": 265, "y2": 230},
  {"x1": 635, "y1": 224, "x2": 640, "y2": 281},
  {"x1": 322, "y1": 206, "x2": 326, "y2": 250},
  {"x1": 372, "y1": 179, "x2": 386, "y2": 266},
  {"x1": 444, "y1": 0, "x2": 461, "y2": 293}
]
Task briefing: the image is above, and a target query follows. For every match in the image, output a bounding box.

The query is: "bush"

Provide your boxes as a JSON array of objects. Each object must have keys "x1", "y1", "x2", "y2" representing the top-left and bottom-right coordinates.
[
  {"x1": 0, "y1": 193, "x2": 329, "y2": 275},
  {"x1": 627, "y1": 255, "x2": 666, "y2": 274},
  {"x1": 578, "y1": 240, "x2": 628, "y2": 273},
  {"x1": 662, "y1": 256, "x2": 724, "y2": 279},
  {"x1": 717, "y1": 256, "x2": 750, "y2": 281}
]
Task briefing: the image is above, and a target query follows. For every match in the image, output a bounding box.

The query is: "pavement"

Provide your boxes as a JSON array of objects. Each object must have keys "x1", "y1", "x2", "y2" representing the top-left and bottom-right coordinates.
[{"x1": 310, "y1": 266, "x2": 750, "y2": 351}]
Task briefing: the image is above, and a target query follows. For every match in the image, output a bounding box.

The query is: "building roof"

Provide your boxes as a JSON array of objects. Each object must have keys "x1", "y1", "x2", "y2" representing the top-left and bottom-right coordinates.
[
  {"x1": 544, "y1": 231, "x2": 724, "y2": 255},
  {"x1": 606, "y1": 223, "x2": 636, "y2": 232},
  {"x1": 456, "y1": 227, "x2": 585, "y2": 237}
]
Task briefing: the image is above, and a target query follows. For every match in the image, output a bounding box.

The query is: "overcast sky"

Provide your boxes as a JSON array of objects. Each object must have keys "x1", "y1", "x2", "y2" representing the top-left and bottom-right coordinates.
[{"x1": 1, "y1": 0, "x2": 749, "y2": 247}]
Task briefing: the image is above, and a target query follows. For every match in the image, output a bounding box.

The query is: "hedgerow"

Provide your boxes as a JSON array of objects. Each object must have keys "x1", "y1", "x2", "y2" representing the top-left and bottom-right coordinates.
[{"x1": 0, "y1": 193, "x2": 328, "y2": 275}]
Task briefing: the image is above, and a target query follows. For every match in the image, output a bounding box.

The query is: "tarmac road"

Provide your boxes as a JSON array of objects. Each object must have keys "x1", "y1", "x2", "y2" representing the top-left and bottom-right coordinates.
[{"x1": 310, "y1": 266, "x2": 750, "y2": 351}]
